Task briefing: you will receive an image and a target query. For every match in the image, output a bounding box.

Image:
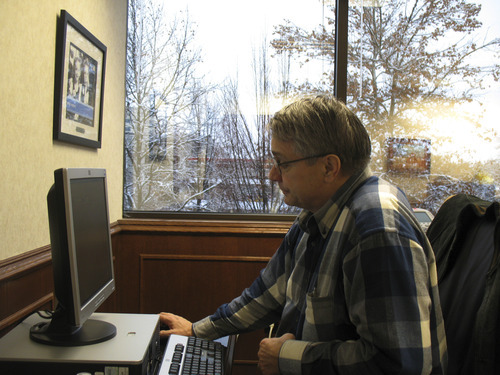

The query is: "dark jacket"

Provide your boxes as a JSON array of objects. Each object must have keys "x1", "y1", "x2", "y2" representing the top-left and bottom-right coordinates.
[{"x1": 426, "y1": 194, "x2": 500, "y2": 375}]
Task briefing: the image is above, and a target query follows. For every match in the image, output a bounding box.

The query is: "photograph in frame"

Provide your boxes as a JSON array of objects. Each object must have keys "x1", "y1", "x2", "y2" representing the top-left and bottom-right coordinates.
[
  {"x1": 387, "y1": 138, "x2": 431, "y2": 174},
  {"x1": 54, "y1": 10, "x2": 106, "y2": 148}
]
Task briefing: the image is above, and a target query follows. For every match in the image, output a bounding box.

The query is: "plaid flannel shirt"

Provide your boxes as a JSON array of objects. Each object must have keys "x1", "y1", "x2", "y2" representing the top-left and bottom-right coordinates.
[{"x1": 193, "y1": 168, "x2": 447, "y2": 374}]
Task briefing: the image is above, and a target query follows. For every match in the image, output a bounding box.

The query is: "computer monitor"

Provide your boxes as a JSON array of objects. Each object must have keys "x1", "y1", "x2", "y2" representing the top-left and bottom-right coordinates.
[{"x1": 30, "y1": 168, "x2": 116, "y2": 346}]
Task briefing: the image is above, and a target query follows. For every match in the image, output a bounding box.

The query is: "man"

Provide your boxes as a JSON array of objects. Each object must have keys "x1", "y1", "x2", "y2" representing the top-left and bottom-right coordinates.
[{"x1": 161, "y1": 96, "x2": 447, "y2": 374}]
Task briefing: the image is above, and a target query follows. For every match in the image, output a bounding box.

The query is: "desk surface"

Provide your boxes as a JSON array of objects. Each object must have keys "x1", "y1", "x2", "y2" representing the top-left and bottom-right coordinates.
[{"x1": 0, "y1": 312, "x2": 237, "y2": 375}]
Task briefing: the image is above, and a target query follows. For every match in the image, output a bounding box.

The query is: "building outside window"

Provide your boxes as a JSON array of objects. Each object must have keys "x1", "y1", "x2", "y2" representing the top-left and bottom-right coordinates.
[{"x1": 124, "y1": 0, "x2": 500, "y2": 216}]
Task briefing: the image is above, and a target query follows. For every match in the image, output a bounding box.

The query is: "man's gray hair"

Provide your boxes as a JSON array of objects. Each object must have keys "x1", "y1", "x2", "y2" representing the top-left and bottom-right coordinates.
[{"x1": 268, "y1": 95, "x2": 372, "y2": 174}]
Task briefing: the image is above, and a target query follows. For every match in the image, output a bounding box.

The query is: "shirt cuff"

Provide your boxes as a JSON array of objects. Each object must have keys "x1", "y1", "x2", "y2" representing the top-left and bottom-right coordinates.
[
  {"x1": 279, "y1": 339, "x2": 308, "y2": 375},
  {"x1": 192, "y1": 316, "x2": 220, "y2": 340}
]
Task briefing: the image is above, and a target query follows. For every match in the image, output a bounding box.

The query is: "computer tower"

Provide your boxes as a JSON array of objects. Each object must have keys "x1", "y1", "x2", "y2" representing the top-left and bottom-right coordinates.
[{"x1": 0, "y1": 312, "x2": 161, "y2": 375}]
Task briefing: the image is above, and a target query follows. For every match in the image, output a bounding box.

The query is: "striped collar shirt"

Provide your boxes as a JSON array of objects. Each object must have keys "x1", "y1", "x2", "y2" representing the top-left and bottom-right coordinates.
[{"x1": 194, "y1": 167, "x2": 447, "y2": 374}]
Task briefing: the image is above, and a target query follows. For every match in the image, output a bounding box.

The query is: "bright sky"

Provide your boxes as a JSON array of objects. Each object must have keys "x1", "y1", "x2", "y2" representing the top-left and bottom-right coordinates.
[{"x1": 164, "y1": 0, "x2": 325, "y2": 96}]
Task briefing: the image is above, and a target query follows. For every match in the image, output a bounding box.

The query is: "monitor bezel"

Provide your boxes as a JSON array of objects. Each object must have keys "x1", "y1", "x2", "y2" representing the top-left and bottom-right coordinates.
[{"x1": 62, "y1": 167, "x2": 115, "y2": 327}]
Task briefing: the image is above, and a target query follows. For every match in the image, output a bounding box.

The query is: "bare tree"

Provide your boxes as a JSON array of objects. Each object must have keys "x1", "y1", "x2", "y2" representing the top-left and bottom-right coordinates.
[
  {"x1": 211, "y1": 39, "x2": 298, "y2": 214},
  {"x1": 270, "y1": 0, "x2": 499, "y2": 210},
  {"x1": 271, "y1": 0, "x2": 500, "y2": 157},
  {"x1": 173, "y1": 89, "x2": 223, "y2": 212},
  {"x1": 124, "y1": 0, "x2": 213, "y2": 211}
]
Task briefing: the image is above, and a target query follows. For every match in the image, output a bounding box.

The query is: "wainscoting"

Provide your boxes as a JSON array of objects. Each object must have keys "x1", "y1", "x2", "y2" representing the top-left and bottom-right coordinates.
[
  {"x1": 0, "y1": 246, "x2": 55, "y2": 338},
  {"x1": 0, "y1": 218, "x2": 291, "y2": 375}
]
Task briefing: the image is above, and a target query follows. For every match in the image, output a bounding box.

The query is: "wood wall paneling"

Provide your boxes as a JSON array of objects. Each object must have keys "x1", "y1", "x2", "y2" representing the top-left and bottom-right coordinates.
[
  {"x1": 139, "y1": 254, "x2": 270, "y2": 318},
  {"x1": 0, "y1": 247, "x2": 55, "y2": 337}
]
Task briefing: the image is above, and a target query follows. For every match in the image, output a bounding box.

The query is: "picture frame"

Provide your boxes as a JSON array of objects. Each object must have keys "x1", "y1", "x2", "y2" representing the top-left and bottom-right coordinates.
[
  {"x1": 387, "y1": 138, "x2": 431, "y2": 174},
  {"x1": 53, "y1": 10, "x2": 106, "y2": 148}
]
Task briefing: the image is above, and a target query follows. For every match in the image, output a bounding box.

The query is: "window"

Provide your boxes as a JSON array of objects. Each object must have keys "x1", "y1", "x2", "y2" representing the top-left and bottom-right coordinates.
[
  {"x1": 346, "y1": 0, "x2": 499, "y2": 213},
  {"x1": 124, "y1": 0, "x2": 499, "y2": 216}
]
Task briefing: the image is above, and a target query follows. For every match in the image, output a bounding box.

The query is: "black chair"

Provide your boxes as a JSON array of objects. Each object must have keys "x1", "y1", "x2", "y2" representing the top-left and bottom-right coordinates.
[{"x1": 426, "y1": 194, "x2": 500, "y2": 375}]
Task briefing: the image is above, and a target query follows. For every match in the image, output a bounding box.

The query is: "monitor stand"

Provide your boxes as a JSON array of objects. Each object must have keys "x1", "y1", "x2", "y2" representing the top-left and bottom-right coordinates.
[{"x1": 30, "y1": 317, "x2": 116, "y2": 346}]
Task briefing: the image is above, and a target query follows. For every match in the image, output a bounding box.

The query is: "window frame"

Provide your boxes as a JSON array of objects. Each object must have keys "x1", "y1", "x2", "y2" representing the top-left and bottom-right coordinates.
[
  {"x1": 123, "y1": 0, "x2": 499, "y2": 220},
  {"x1": 123, "y1": 0, "x2": 349, "y2": 220}
]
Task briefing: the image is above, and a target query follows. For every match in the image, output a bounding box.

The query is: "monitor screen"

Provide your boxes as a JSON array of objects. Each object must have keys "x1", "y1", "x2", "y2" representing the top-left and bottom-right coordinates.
[
  {"x1": 30, "y1": 168, "x2": 116, "y2": 346},
  {"x1": 70, "y1": 176, "x2": 113, "y2": 309}
]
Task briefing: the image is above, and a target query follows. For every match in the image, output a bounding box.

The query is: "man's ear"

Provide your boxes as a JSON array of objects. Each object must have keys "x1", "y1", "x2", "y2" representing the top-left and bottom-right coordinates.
[{"x1": 323, "y1": 154, "x2": 342, "y2": 181}]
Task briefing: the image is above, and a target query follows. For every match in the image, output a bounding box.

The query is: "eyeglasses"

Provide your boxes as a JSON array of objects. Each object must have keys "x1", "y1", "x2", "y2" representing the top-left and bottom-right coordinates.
[{"x1": 271, "y1": 153, "x2": 330, "y2": 175}]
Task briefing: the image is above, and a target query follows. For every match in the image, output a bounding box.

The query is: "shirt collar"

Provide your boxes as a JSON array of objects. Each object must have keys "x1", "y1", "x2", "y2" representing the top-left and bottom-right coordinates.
[{"x1": 297, "y1": 167, "x2": 373, "y2": 238}]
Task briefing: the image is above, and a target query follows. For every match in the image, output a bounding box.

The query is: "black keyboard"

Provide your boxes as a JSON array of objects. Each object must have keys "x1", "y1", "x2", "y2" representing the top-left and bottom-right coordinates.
[{"x1": 158, "y1": 334, "x2": 225, "y2": 375}]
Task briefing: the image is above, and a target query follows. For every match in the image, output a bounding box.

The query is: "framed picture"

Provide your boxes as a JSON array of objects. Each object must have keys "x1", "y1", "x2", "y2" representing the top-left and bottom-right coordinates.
[
  {"x1": 53, "y1": 10, "x2": 106, "y2": 148},
  {"x1": 387, "y1": 138, "x2": 431, "y2": 174}
]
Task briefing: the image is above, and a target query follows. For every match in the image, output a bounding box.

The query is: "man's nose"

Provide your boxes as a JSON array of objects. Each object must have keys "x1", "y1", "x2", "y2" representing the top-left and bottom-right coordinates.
[{"x1": 268, "y1": 164, "x2": 281, "y2": 182}]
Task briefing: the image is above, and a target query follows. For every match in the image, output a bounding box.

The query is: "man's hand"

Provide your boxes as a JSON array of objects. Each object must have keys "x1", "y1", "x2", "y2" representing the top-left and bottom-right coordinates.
[
  {"x1": 159, "y1": 312, "x2": 193, "y2": 339},
  {"x1": 258, "y1": 333, "x2": 296, "y2": 375}
]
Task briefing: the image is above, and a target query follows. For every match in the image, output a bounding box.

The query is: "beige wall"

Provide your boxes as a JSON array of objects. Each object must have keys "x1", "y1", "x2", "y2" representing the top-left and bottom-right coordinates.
[{"x1": 0, "y1": 0, "x2": 128, "y2": 260}]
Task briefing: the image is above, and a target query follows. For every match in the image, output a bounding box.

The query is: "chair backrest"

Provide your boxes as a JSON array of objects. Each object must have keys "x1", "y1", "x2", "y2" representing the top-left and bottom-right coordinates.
[{"x1": 426, "y1": 194, "x2": 500, "y2": 375}]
